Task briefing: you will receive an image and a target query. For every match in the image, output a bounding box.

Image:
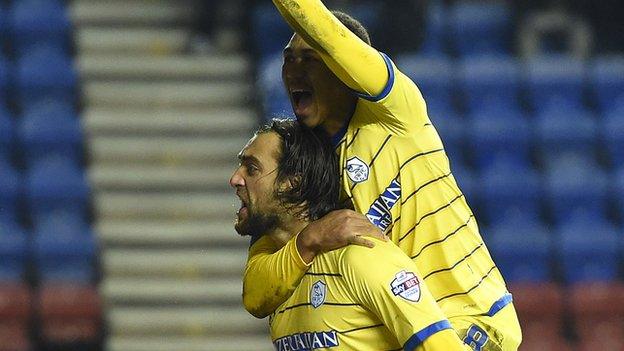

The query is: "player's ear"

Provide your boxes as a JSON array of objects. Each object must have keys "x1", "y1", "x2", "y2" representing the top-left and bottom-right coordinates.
[{"x1": 279, "y1": 174, "x2": 301, "y2": 192}]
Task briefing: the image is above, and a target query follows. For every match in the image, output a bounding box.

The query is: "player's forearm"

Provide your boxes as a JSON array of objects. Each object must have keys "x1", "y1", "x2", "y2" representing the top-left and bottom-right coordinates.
[
  {"x1": 243, "y1": 236, "x2": 310, "y2": 318},
  {"x1": 272, "y1": 0, "x2": 387, "y2": 95}
]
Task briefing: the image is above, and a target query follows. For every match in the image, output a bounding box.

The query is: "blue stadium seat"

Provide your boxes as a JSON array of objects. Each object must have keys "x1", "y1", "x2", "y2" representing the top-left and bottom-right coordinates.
[
  {"x1": 33, "y1": 222, "x2": 96, "y2": 282},
  {"x1": 525, "y1": 56, "x2": 585, "y2": 112},
  {"x1": 450, "y1": 162, "x2": 475, "y2": 205},
  {"x1": 478, "y1": 158, "x2": 541, "y2": 225},
  {"x1": 0, "y1": 221, "x2": 28, "y2": 281},
  {"x1": 467, "y1": 106, "x2": 530, "y2": 170},
  {"x1": 258, "y1": 54, "x2": 293, "y2": 120},
  {"x1": 0, "y1": 162, "x2": 20, "y2": 223},
  {"x1": 0, "y1": 56, "x2": 9, "y2": 105},
  {"x1": 397, "y1": 55, "x2": 453, "y2": 114},
  {"x1": 419, "y1": 0, "x2": 447, "y2": 56},
  {"x1": 251, "y1": 3, "x2": 293, "y2": 60},
  {"x1": 602, "y1": 105, "x2": 624, "y2": 166},
  {"x1": 458, "y1": 56, "x2": 521, "y2": 113},
  {"x1": 430, "y1": 110, "x2": 464, "y2": 165},
  {"x1": 24, "y1": 158, "x2": 90, "y2": 222},
  {"x1": 614, "y1": 167, "x2": 624, "y2": 219},
  {"x1": 15, "y1": 46, "x2": 77, "y2": 108},
  {"x1": 448, "y1": 1, "x2": 512, "y2": 56},
  {"x1": 17, "y1": 100, "x2": 82, "y2": 165},
  {"x1": 544, "y1": 155, "x2": 608, "y2": 223},
  {"x1": 590, "y1": 56, "x2": 624, "y2": 113},
  {"x1": 8, "y1": 0, "x2": 71, "y2": 56},
  {"x1": 0, "y1": 106, "x2": 13, "y2": 163},
  {"x1": 534, "y1": 105, "x2": 597, "y2": 164},
  {"x1": 556, "y1": 214, "x2": 620, "y2": 283},
  {"x1": 487, "y1": 214, "x2": 551, "y2": 282}
]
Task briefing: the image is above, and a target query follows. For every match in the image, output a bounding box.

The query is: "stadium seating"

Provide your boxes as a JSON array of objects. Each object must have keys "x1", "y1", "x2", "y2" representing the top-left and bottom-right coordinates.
[
  {"x1": 509, "y1": 282, "x2": 571, "y2": 351},
  {"x1": 0, "y1": 284, "x2": 32, "y2": 351},
  {"x1": 397, "y1": 55, "x2": 454, "y2": 114},
  {"x1": 478, "y1": 159, "x2": 541, "y2": 225},
  {"x1": 590, "y1": 56, "x2": 624, "y2": 112},
  {"x1": 17, "y1": 99, "x2": 82, "y2": 166},
  {"x1": 467, "y1": 107, "x2": 530, "y2": 170},
  {"x1": 0, "y1": 162, "x2": 20, "y2": 223},
  {"x1": 418, "y1": 0, "x2": 446, "y2": 56},
  {"x1": 0, "y1": 56, "x2": 9, "y2": 104},
  {"x1": 543, "y1": 154, "x2": 608, "y2": 222},
  {"x1": 487, "y1": 214, "x2": 551, "y2": 282},
  {"x1": 448, "y1": 1, "x2": 512, "y2": 57},
  {"x1": 570, "y1": 282, "x2": 624, "y2": 350},
  {"x1": 602, "y1": 104, "x2": 624, "y2": 166},
  {"x1": 534, "y1": 104, "x2": 597, "y2": 165},
  {"x1": 7, "y1": 0, "x2": 72, "y2": 56},
  {"x1": 257, "y1": 54, "x2": 292, "y2": 119},
  {"x1": 15, "y1": 45, "x2": 77, "y2": 108},
  {"x1": 458, "y1": 56, "x2": 521, "y2": 113},
  {"x1": 556, "y1": 214, "x2": 620, "y2": 283},
  {"x1": 615, "y1": 166, "x2": 624, "y2": 218},
  {"x1": 37, "y1": 284, "x2": 102, "y2": 349},
  {"x1": 0, "y1": 107, "x2": 13, "y2": 163},
  {"x1": 429, "y1": 110, "x2": 464, "y2": 166},
  {"x1": 525, "y1": 56, "x2": 585, "y2": 112},
  {"x1": 24, "y1": 157, "x2": 90, "y2": 223},
  {"x1": 250, "y1": 3, "x2": 292, "y2": 60},
  {"x1": 0, "y1": 221, "x2": 28, "y2": 281}
]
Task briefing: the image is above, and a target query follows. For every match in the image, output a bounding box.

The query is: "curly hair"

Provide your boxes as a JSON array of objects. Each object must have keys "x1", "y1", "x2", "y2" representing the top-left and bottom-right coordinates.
[{"x1": 256, "y1": 119, "x2": 341, "y2": 221}]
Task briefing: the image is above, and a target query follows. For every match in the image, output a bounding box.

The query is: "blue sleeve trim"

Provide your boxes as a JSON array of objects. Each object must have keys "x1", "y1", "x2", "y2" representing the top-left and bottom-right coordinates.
[
  {"x1": 404, "y1": 320, "x2": 452, "y2": 351},
  {"x1": 487, "y1": 293, "x2": 513, "y2": 317},
  {"x1": 355, "y1": 52, "x2": 395, "y2": 102}
]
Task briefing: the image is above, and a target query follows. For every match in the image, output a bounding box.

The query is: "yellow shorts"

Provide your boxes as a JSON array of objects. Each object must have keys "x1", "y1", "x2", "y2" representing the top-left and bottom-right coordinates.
[{"x1": 450, "y1": 303, "x2": 522, "y2": 351}]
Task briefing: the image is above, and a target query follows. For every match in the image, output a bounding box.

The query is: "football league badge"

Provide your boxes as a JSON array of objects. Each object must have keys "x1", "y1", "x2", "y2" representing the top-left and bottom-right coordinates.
[{"x1": 390, "y1": 270, "x2": 421, "y2": 302}]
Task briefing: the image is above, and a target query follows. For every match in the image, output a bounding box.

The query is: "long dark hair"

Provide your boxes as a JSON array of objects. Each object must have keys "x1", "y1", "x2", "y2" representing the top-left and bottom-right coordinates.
[{"x1": 256, "y1": 119, "x2": 341, "y2": 221}]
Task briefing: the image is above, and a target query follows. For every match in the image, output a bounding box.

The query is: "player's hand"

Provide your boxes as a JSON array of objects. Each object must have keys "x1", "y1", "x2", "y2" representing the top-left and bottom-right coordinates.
[{"x1": 296, "y1": 209, "x2": 387, "y2": 264}]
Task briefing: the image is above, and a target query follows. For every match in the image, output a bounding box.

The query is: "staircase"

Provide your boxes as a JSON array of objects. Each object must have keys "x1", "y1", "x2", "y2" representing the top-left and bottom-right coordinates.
[{"x1": 70, "y1": 1, "x2": 272, "y2": 350}]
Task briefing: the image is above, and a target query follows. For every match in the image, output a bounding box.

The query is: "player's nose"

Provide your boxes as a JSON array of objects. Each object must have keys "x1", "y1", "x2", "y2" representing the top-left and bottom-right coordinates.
[{"x1": 229, "y1": 168, "x2": 245, "y2": 189}]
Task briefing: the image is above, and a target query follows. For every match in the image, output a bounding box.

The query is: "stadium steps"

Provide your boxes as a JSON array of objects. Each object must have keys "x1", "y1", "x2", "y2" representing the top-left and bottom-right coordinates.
[{"x1": 71, "y1": 0, "x2": 269, "y2": 349}]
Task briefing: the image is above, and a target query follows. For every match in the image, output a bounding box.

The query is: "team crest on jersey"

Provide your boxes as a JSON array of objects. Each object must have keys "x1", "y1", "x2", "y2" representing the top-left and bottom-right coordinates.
[
  {"x1": 310, "y1": 280, "x2": 327, "y2": 308},
  {"x1": 346, "y1": 156, "x2": 369, "y2": 183},
  {"x1": 390, "y1": 270, "x2": 421, "y2": 302}
]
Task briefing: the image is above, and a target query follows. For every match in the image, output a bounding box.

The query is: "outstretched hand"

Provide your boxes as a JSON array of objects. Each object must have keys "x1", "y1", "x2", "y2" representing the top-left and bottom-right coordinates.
[{"x1": 296, "y1": 209, "x2": 387, "y2": 264}]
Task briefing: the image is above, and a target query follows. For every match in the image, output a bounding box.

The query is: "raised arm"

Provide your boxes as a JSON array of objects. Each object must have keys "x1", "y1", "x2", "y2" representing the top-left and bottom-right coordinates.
[{"x1": 273, "y1": 0, "x2": 388, "y2": 96}]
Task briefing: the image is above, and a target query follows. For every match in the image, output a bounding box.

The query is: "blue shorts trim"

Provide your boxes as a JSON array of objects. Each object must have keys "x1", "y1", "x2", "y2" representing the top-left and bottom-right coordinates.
[
  {"x1": 487, "y1": 293, "x2": 513, "y2": 317},
  {"x1": 404, "y1": 320, "x2": 452, "y2": 350}
]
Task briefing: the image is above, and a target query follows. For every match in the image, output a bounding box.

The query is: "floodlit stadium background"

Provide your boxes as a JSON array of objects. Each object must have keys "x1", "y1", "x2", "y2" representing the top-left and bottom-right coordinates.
[{"x1": 0, "y1": 0, "x2": 622, "y2": 350}]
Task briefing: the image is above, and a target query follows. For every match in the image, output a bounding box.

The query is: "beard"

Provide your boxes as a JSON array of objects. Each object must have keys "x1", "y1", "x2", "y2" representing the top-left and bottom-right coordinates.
[{"x1": 235, "y1": 208, "x2": 280, "y2": 238}]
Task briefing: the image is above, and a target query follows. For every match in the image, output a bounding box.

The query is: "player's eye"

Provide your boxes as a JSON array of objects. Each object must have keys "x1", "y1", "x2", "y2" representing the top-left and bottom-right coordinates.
[{"x1": 246, "y1": 164, "x2": 260, "y2": 176}]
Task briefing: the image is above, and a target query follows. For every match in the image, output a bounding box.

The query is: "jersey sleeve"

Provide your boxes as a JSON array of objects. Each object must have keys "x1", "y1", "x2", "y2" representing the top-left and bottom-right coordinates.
[
  {"x1": 242, "y1": 233, "x2": 311, "y2": 318},
  {"x1": 339, "y1": 240, "x2": 465, "y2": 350},
  {"x1": 272, "y1": 0, "x2": 429, "y2": 134}
]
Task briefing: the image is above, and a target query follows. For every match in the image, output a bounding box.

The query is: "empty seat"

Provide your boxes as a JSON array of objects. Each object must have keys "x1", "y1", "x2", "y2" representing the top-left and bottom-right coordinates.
[
  {"x1": 478, "y1": 159, "x2": 541, "y2": 225},
  {"x1": 37, "y1": 284, "x2": 102, "y2": 349},
  {"x1": 0, "y1": 56, "x2": 9, "y2": 105},
  {"x1": 590, "y1": 56, "x2": 624, "y2": 112},
  {"x1": 534, "y1": 105, "x2": 597, "y2": 165},
  {"x1": 468, "y1": 107, "x2": 530, "y2": 170},
  {"x1": 458, "y1": 56, "x2": 521, "y2": 113},
  {"x1": 570, "y1": 282, "x2": 624, "y2": 349},
  {"x1": 0, "y1": 163, "x2": 20, "y2": 223},
  {"x1": 615, "y1": 167, "x2": 624, "y2": 218},
  {"x1": 525, "y1": 56, "x2": 585, "y2": 112},
  {"x1": 509, "y1": 282, "x2": 571, "y2": 351},
  {"x1": 17, "y1": 99, "x2": 82, "y2": 165},
  {"x1": 15, "y1": 46, "x2": 77, "y2": 108},
  {"x1": 602, "y1": 104, "x2": 624, "y2": 166},
  {"x1": 418, "y1": 0, "x2": 447, "y2": 56},
  {"x1": 24, "y1": 157, "x2": 90, "y2": 221},
  {"x1": 0, "y1": 222, "x2": 28, "y2": 281},
  {"x1": 448, "y1": 1, "x2": 512, "y2": 56},
  {"x1": 257, "y1": 54, "x2": 293, "y2": 120},
  {"x1": 8, "y1": 0, "x2": 71, "y2": 56},
  {"x1": 487, "y1": 214, "x2": 550, "y2": 282},
  {"x1": 543, "y1": 155, "x2": 608, "y2": 222},
  {"x1": 556, "y1": 215, "x2": 620, "y2": 283},
  {"x1": 397, "y1": 55, "x2": 454, "y2": 113},
  {"x1": 0, "y1": 284, "x2": 32, "y2": 351}
]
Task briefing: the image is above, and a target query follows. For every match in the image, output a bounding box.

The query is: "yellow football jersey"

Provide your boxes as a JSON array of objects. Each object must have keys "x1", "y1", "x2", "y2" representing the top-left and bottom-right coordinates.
[{"x1": 269, "y1": 238, "x2": 461, "y2": 351}]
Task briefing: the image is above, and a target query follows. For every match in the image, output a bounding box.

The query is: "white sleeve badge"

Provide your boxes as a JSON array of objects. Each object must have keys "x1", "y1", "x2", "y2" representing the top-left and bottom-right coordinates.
[{"x1": 390, "y1": 270, "x2": 421, "y2": 302}]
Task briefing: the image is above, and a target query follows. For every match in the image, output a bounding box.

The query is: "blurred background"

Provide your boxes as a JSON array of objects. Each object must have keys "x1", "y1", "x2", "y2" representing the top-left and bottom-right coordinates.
[{"x1": 0, "y1": 0, "x2": 622, "y2": 350}]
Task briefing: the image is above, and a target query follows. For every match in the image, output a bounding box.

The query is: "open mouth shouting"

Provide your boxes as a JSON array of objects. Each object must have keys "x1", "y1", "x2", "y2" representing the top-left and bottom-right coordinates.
[{"x1": 290, "y1": 88, "x2": 314, "y2": 117}]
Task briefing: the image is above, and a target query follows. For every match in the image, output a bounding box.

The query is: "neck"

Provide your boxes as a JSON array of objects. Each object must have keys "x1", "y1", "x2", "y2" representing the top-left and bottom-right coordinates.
[
  {"x1": 322, "y1": 98, "x2": 357, "y2": 137},
  {"x1": 269, "y1": 216, "x2": 309, "y2": 248}
]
